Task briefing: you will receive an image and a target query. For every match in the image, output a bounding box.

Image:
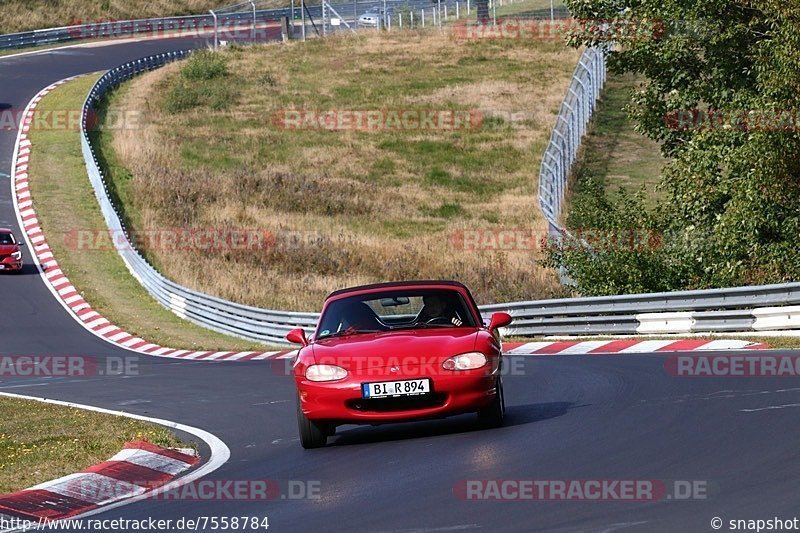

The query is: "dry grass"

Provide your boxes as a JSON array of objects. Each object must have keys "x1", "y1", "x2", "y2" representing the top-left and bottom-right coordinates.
[
  {"x1": 0, "y1": 0, "x2": 293, "y2": 34},
  {"x1": 106, "y1": 28, "x2": 580, "y2": 311},
  {"x1": 29, "y1": 74, "x2": 272, "y2": 351},
  {"x1": 0, "y1": 397, "x2": 190, "y2": 493}
]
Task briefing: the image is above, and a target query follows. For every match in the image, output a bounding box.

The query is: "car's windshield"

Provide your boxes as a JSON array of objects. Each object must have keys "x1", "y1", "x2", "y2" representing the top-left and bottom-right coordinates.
[
  {"x1": 0, "y1": 233, "x2": 15, "y2": 245},
  {"x1": 316, "y1": 288, "x2": 477, "y2": 339}
]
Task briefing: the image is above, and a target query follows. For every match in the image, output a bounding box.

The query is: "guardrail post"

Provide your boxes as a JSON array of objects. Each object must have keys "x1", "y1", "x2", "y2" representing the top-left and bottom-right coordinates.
[
  {"x1": 280, "y1": 16, "x2": 290, "y2": 42},
  {"x1": 209, "y1": 9, "x2": 218, "y2": 49},
  {"x1": 250, "y1": 0, "x2": 257, "y2": 41}
]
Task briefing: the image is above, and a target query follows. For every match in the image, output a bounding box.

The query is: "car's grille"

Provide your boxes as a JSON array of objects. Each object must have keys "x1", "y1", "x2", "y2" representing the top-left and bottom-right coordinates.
[
  {"x1": 0, "y1": 254, "x2": 8, "y2": 261},
  {"x1": 347, "y1": 393, "x2": 447, "y2": 413}
]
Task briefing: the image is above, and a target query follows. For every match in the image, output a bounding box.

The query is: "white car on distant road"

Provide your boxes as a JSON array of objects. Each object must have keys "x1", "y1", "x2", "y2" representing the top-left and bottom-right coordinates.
[{"x1": 358, "y1": 6, "x2": 394, "y2": 27}]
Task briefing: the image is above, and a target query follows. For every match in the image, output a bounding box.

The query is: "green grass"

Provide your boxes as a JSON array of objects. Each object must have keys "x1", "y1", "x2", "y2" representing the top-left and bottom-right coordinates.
[
  {"x1": 570, "y1": 72, "x2": 666, "y2": 205},
  {"x1": 0, "y1": 396, "x2": 191, "y2": 493},
  {"x1": 27, "y1": 74, "x2": 276, "y2": 352},
  {"x1": 493, "y1": 0, "x2": 567, "y2": 18}
]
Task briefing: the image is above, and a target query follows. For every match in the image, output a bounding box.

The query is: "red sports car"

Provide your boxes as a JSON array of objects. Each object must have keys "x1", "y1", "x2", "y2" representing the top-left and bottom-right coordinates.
[
  {"x1": 0, "y1": 229, "x2": 23, "y2": 273},
  {"x1": 287, "y1": 280, "x2": 512, "y2": 449}
]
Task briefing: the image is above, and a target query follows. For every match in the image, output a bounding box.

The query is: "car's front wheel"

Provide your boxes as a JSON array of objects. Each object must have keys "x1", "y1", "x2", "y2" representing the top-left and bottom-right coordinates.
[
  {"x1": 477, "y1": 376, "x2": 505, "y2": 428},
  {"x1": 296, "y1": 398, "x2": 329, "y2": 449}
]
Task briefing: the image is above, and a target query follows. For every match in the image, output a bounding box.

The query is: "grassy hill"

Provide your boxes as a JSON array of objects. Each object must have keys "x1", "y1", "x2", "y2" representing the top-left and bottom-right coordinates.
[
  {"x1": 0, "y1": 0, "x2": 261, "y2": 34},
  {"x1": 98, "y1": 24, "x2": 580, "y2": 311}
]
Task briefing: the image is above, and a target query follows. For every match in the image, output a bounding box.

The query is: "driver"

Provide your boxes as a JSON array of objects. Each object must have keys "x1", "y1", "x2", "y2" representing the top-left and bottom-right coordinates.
[
  {"x1": 342, "y1": 301, "x2": 385, "y2": 332},
  {"x1": 417, "y1": 294, "x2": 463, "y2": 327}
]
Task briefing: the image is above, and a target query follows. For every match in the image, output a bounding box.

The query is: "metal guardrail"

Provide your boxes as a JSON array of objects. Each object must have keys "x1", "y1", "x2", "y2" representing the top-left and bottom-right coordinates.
[
  {"x1": 0, "y1": 11, "x2": 277, "y2": 51},
  {"x1": 0, "y1": 0, "x2": 473, "y2": 51},
  {"x1": 81, "y1": 53, "x2": 319, "y2": 344},
  {"x1": 480, "y1": 283, "x2": 800, "y2": 336}
]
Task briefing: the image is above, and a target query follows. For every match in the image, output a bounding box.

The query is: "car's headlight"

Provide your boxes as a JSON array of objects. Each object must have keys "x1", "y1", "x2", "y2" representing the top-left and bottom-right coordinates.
[
  {"x1": 442, "y1": 352, "x2": 487, "y2": 371},
  {"x1": 305, "y1": 364, "x2": 348, "y2": 382},
  {"x1": 11, "y1": 251, "x2": 21, "y2": 260}
]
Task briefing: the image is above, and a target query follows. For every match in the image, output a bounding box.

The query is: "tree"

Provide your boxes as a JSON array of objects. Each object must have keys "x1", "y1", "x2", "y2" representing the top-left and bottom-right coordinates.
[{"x1": 550, "y1": 0, "x2": 800, "y2": 292}]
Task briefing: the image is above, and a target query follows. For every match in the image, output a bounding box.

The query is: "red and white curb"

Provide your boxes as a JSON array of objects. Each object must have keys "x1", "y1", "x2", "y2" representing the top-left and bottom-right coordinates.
[
  {"x1": 9, "y1": 78, "x2": 293, "y2": 362},
  {"x1": 503, "y1": 338, "x2": 768, "y2": 355},
  {"x1": 0, "y1": 441, "x2": 198, "y2": 521},
  {"x1": 0, "y1": 392, "x2": 229, "y2": 532}
]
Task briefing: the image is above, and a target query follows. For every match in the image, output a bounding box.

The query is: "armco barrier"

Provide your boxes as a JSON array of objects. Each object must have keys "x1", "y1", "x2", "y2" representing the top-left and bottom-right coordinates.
[
  {"x1": 81, "y1": 52, "x2": 319, "y2": 344},
  {"x1": 76, "y1": 57, "x2": 800, "y2": 343},
  {"x1": 0, "y1": 10, "x2": 279, "y2": 51},
  {"x1": 0, "y1": 0, "x2": 476, "y2": 51}
]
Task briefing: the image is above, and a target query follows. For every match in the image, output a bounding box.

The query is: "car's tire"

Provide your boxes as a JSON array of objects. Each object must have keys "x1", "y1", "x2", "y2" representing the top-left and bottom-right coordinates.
[
  {"x1": 477, "y1": 376, "x2": 505, "y2": 428},
  {"x1": 297, "y1": 399, "x2": 328, "y2": 449}
]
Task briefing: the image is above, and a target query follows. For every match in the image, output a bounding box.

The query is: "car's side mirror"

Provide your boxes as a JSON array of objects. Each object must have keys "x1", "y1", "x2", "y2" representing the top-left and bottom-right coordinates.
[
  {"x1": 286, "y1": 328, "x2": 308, "y2": 347},
  {"x1": 17, "y1": 241, "x2": 24, "y2": 246},
  {"x1": 488, "y1": 312, "x2": 512, "y2": 334}
]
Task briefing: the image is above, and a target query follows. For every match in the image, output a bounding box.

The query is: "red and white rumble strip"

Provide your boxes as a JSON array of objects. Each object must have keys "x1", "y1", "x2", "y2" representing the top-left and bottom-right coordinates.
[
  {"x1": 9, "y1": 80, "x2": 768, "y2": 364},
  {"x1": 504, "y1": 338, "x2": 767, "y2": 355},
  {"x1": 0, "y1": 441, "x2": 198, "y2": 520},
  {"x1": 10, "y1": 78, "x2": 292, "y2": 362}
]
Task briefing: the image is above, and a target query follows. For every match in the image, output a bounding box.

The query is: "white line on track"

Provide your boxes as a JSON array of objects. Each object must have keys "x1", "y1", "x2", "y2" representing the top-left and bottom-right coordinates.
[{"x1": 740, "y1": 403, "x2": 800, "y2": 412}]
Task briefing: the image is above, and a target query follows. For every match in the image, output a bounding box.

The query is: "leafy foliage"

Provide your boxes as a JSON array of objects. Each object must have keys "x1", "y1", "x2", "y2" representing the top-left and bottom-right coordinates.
[{"x1": 552, "y1": 0, "x2": 800, "y2": 292}]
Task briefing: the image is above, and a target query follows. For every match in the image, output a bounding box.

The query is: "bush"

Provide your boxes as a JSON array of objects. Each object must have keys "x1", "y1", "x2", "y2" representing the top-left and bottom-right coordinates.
[
  {"x1": 181, "y1": 50, "x2": 229, "y2": 81},
  {"x1": 163, "y1": 84, "x2": 200, "y2": 113},
  {"x1": 541, "y1": 173, "x2": 684, "y2": 295}
]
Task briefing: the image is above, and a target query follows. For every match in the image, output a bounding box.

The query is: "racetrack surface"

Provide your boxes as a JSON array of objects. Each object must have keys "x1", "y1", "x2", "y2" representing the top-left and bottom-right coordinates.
[{"x1": 1, "y1": 37, "x2": 799, "y2": 533}]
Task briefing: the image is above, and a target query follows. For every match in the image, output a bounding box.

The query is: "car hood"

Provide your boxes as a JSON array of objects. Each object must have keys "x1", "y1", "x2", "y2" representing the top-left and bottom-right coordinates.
[
  {"x1": 312, "y1": 329, "x2": 479, "y2": 369},
  {"x1": 0, "y1": 244, "x2": 19, "y2": 255}
]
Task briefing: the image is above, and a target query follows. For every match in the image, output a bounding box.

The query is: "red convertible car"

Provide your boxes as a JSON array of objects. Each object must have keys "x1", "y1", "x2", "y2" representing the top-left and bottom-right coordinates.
[
  {"x1": 287, "y1": 280, "x2": 512, "y2": 449},
  {"x1": 0, "y1": 229, "x2": 23, "y2": 272}
]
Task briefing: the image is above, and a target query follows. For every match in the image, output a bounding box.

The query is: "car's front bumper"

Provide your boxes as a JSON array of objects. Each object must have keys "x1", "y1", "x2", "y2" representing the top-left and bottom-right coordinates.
[
  {"x1": 0, "y1": 258, "x2": 22, "y2": 271},
  {"x1": 297, "y1": 368, "x2": 498, "y2": 424}
]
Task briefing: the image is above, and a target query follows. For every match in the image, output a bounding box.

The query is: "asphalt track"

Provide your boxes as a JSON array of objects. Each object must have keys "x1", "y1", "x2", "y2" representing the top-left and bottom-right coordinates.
[{"x1": 1, "y1": 35, "x2": 800, "y2": 533}]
